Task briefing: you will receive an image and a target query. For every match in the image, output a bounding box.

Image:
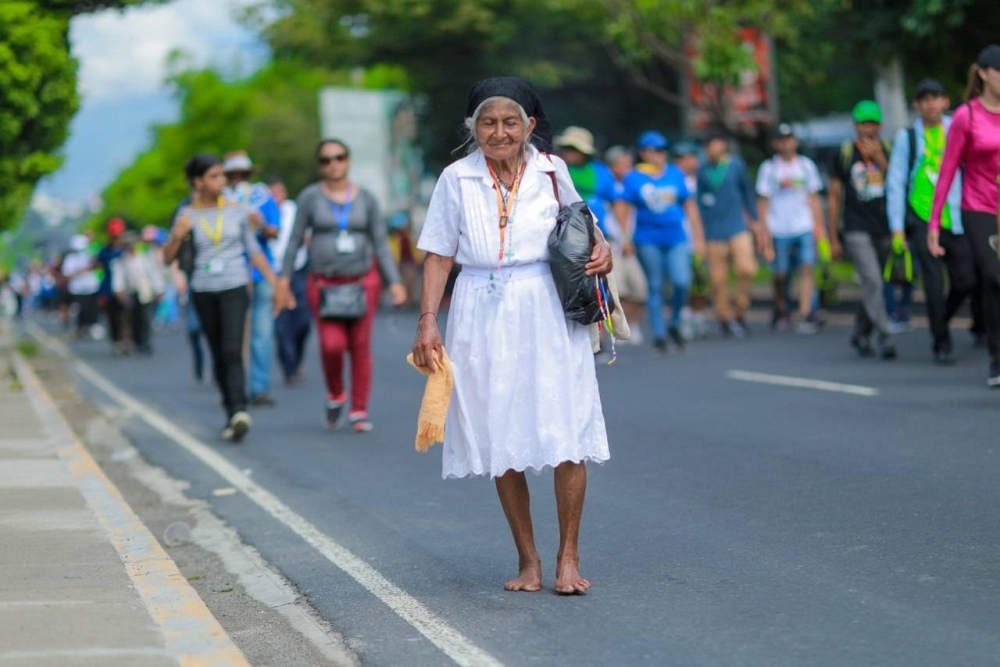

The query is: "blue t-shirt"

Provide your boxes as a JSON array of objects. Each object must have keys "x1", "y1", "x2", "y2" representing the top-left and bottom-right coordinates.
[
  {"x1": 227, "y1": 182, "x2": 280, "y2": 282},
  {"x1": 617, "y1": 165, "x2": 690, "y2": 247}
]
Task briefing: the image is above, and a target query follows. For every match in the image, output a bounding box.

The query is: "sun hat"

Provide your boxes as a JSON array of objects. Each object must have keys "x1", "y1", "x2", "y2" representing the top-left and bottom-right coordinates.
[{"x1": 554, "y1": 126, "x2": 597, "y2": 156}]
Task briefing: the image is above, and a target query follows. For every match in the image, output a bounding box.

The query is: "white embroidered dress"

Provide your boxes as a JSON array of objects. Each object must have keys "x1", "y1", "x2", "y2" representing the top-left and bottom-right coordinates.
[{"x1": 417, "y1": 147, "x2": 610, "y2": 479}]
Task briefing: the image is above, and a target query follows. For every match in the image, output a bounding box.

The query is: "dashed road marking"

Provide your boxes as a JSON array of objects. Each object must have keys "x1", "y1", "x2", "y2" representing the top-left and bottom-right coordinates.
[{"x1": 726, "y1": 370, "x2": 880, "y2": 397}]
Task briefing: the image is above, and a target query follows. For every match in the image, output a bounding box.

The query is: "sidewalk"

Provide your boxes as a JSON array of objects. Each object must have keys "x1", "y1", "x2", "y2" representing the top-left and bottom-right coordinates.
[{"x1": 0, "y1": 333, "x2": 247, "y2": 666}]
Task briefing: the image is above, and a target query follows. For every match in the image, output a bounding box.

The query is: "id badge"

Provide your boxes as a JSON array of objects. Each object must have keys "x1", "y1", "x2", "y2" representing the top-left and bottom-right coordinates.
[
  {"x1": 485, "y1": 276, "x2": 506, "y2": 301},
  {"x1": 336, "y1": 231, "x2": 357, "y2": 254},
  {"x1": 206, "y1": 257, "x2": 226, "y2": 275},
  {"x1": 700, "y1": 193, "x2": 716, "y2": 208}
]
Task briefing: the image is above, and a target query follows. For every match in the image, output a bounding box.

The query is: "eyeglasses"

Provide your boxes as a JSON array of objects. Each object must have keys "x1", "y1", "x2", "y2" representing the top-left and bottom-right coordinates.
[{"x1": 318, "y1": 154, "x2": 349, "y2": 165}]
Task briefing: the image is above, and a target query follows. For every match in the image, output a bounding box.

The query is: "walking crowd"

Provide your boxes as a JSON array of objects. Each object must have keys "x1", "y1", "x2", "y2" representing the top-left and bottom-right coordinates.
[{"x1": 2, "y1": 44, "x2": 999, "y2": 596}]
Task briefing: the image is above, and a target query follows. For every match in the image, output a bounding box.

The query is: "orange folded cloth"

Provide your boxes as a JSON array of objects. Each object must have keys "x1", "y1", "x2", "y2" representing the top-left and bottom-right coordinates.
[{"x1": 405, "y1": 349, "x2": 454, "y2": 452}]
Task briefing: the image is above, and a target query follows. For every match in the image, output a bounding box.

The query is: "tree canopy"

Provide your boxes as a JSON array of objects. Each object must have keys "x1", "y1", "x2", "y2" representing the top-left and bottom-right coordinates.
[
  {"x1": 0, "y1": 2, "x2": 78, "y2": 232},
  {"x1": 1, "y1": 0, "x2": 166, "y2": 233}
]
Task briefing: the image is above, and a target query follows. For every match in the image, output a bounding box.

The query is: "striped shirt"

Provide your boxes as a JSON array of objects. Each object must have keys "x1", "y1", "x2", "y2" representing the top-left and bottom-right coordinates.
[{"x1": 176, "y1": 202, "x2": 260, "y2": 293}]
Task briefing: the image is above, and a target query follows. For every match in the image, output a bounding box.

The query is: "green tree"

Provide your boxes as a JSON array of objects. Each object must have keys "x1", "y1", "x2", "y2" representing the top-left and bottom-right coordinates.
[
  {"x1": 90, "y1": 60, "x2": 348, "y2": 231},
  {"x1": 1, "y1": 0, "x2": 167, "y2": 233},
  {"x1": 0, "y1": 2, "x2": 77, "y2": 232}
]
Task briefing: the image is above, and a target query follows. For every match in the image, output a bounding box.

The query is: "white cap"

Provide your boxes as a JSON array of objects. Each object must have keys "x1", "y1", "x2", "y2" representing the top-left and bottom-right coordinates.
[{"x1": 223, "y1": 153, "x2": 254, "y2": 173}]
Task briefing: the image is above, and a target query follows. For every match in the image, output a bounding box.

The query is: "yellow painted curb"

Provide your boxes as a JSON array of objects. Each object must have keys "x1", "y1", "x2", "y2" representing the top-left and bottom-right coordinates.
[{"x1": 11, "y1": 352, "x2": 249, "y2": 667}]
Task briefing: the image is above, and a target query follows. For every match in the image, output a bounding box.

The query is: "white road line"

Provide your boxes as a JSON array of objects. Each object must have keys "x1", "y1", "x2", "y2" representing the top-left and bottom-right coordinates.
[
  {"x1": 26, "y1": 323, "x2": 502, "y2": 667},
  {"x1": 726, "y1": 370, "x2": 880, "y2": 397}
]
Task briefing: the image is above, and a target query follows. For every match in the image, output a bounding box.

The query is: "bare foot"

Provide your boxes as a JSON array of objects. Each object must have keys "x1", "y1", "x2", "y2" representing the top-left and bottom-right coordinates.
[
  {"x1": 504, "y1": 559, "x2": 542, "y2": 592},
  {"x1": 554, "y1": 553, "x2": 590, "y2": 595}
]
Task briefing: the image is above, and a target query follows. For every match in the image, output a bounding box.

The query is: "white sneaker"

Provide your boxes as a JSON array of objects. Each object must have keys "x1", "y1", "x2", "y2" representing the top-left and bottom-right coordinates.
[{"x1": 222, "y1": 411, "x2": 252, "y2": 443}]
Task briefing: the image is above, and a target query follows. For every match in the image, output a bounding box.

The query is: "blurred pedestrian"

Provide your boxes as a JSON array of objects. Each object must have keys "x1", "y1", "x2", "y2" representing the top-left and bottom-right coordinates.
[
  {"x1": 696, "y1": 131, "x2": 763, "y2": 337},
  {"x1": 62, "y1": 234, "x2": 102, "y2": 339},
  {"x1": 224, "y1": 151, "x2": 282, "y2": 407},
  {"x1": 603, "y1": 145, "x2": 648, "y2": 343},
  {"x1": 829, "y1": 101, "x2": 897, "y2": 359},
  {"x1": 163, "y1": 154, "x2": 283, "y2": 442},
  {"x1": 612, "y1": 130, "x2": 706, "y2": 354},
  {"x1": 930, "y1": 45, "x2": 1000, "y2": 385},
  {"x1": 412, "y1": 76, "x2": 612, "y2": 594},
  {"x1": 886, "y1": 78, "x2": 974, "y2": 364},
  {"x1": 269, "y1": 177, "x2": 312, "y2": 385},
  {"x1": 756, "y1": 124, "x2": 826, "y2": 334},
  {"x1": 96, "y1": 218, "x2": 127, "y2": 354},
  {"x1": 275, "y1": 139, "x2": 406, "y2": 433},
  {"x1": 111, "y1": 232, "x2": 165, "y2": 354}
]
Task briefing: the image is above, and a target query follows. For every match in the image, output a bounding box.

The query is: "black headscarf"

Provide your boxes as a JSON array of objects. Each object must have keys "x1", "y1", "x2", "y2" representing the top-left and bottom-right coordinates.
[{"x1": 464, "y1": 77, "x2": 553, "y2": 153}]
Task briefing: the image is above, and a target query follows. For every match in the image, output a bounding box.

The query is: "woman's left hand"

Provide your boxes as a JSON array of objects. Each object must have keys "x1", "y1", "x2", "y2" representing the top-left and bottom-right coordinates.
[
  {"x1": 585, "y1": 240, "x2": 613, "y2": 277},
  {"x1": 389, "y1": 283, "x2": 407, "y2": 306}
]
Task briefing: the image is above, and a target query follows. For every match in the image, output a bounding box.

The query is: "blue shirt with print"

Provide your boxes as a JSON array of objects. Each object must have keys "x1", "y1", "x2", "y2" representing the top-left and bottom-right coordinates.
[
  {"x1": 617, "y1": 165, "x2": 690, "y2": 247},
  {"x1": 228, "y1": 182, "x2": 280, "y2": 283}
]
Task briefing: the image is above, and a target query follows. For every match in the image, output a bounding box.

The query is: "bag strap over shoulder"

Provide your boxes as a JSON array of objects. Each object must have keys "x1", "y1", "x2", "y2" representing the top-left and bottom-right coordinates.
[{"x1": 543, "y1": 152, "x2": 560, "y2": 204}]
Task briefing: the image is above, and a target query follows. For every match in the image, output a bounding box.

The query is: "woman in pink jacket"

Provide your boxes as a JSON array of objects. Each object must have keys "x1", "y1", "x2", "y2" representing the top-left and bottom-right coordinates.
[{"x1": 930, "y1": 45, "x2": 1000, "y2": 386}]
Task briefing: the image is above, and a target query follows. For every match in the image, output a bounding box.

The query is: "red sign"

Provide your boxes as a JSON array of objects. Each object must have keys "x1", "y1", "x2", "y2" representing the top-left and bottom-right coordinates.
[{"x1": 686, "y1": 28, "x2": 774, "y2": 133}]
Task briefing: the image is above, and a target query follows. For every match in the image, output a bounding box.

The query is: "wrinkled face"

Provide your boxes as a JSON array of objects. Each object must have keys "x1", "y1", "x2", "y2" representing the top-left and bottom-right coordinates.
[
  {"x1": 914, "y1": 94, "x2": 949, "y2": 124},
  {"x1": 855, "y1": 121, "x2": 881, "y2": 140},
  {"x1": 317, "y1": 143, "x2": 351, "y2": 180},
  {"x1": 195, "y1": 165, "x2": 227, "y2": 199},
  {"x1": 980, "y1": 67, "x2": 1000, "y2": 99},
  {"x1": 475, "y1": 98, "x2": 536, "y2": 162},
  {"x1": 609, "y1": 154, "x2": 633, "y2": 181},
  {"x1": 704, "y1": 138, "x2": 727, "y2": 163}
]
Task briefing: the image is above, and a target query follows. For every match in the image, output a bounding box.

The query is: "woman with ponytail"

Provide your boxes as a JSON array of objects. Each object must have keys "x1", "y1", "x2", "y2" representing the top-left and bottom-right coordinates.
[{"x1": 929, "y1": 45, "x2": 1000, "y2": 386}]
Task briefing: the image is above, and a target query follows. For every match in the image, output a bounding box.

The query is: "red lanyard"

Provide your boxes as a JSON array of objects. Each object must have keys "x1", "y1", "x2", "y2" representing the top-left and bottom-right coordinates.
[{"x1": 486, "y1": 159, "x2": 526, "y2": 263}]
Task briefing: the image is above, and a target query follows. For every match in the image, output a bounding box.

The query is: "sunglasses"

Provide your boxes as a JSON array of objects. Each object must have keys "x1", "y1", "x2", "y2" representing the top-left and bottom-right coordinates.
[{"x1": 318, "y1": 154, "x2": 349, "y2": 165}]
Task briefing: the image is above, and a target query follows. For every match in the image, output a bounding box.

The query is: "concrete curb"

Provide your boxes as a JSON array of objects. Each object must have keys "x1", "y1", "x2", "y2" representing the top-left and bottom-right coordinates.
[{"x1": 11, "y1": 351, "x2": 250, "y2": 667}]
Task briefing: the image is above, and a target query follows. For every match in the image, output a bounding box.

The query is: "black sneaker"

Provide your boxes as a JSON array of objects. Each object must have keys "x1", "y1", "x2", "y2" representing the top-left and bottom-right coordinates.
[
  {"x1": 851, "y1": 334, "x2": 874, "y2": 358},
  {"x1": 879, "y1": 337, "x2": 897, "y2": 360},
  {"x1": 652, "y1": 338, "x2": 667, "y2": 356},
  {"x1": 249, "y1": 393, "x2": 276, "y2": 407},
  {"x1": 988, "y1": 361, "x2": 1000, "y2": 388},
  {"x1": 933, "y1": 343, "x2": 956, "y2": 365},
  {"x1": 735, "y1": 317, "x2": 751, "y2": 336},
  {"x1": 668, "y1": 326, "x2": 686, "y2": 351}
]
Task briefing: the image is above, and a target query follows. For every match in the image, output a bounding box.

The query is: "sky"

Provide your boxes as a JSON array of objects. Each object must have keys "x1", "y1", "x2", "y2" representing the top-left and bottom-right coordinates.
[{"x1": 37, "y1": 0, "x2": 270, "y2": 204}]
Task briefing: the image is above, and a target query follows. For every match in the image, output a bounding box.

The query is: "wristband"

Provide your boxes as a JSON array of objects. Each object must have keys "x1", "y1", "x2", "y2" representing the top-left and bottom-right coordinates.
[{"x1": 419, "y1": 312, "x2": 437, "y2": 322}]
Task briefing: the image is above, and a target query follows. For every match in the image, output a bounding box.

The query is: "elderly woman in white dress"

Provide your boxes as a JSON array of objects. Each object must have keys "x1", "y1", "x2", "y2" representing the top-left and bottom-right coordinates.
[{"x1": 411, "y1": 77, "x2": 613, "y2": 595}]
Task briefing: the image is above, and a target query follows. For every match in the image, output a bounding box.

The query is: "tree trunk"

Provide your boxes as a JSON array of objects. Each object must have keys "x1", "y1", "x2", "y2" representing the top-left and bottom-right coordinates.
[{"x1": 874, "y1": 57, "x2": 908, "y2": 138}]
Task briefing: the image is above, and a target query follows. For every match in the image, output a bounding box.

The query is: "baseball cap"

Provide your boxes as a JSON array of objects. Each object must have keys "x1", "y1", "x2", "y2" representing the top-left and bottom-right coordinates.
[
  {"x1": 977, "y1": 45, "x2": 1000, "y2": 70},
  {"x1": 223, "y1": 150, "x2": 255, "y2": 173},
  {"x1": 106, "y1": 217, "x2": 125, "y2": 236},
  {"x1": 775, "y1": 123, "x2": 795, "y2": 139},
  {"x1": 554, "y1": 126, "x2": 596, "y2": 156},
  {"x1": 636, "y1": 130, "x2": 669, "y2": 151},
  {"x1": 852, "y1": 100, "x2": 882, "y2": 124},
  {"x1": 914, "y1": 78, "x2": 946, "y2": 99}
]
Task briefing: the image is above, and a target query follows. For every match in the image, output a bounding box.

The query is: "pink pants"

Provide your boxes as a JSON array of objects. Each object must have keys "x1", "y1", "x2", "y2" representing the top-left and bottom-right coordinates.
[{"x1": 306, "y1": 266, "x2": 382, "y2": 414}]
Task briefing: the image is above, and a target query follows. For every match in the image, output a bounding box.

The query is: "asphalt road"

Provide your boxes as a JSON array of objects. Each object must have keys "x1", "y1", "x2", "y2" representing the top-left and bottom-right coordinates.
[{"x1": 37, "y1": 306, "x2": 1000, "y2": 666}]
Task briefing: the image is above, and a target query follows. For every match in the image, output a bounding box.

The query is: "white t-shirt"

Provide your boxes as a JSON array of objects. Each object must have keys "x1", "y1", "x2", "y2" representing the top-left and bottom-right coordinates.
[
  {"x1": 61, "y1": 251, "x2": 100, "y2": 295},
  {"x1": 755, "y1": 155, "x2": 822, "y2": 238},
  {"x1": 272, "y1": 200, "x2": 308, "y2": 273}
]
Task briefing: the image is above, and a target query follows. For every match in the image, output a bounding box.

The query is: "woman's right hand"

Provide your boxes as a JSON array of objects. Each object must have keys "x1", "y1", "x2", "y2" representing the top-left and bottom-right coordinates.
[
  {"x1": 927, "y1": 229, "x2": 945, "y2": 257},
  {"x1": 412, "y1": 315, "x2": 444, "y2": 372}
]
